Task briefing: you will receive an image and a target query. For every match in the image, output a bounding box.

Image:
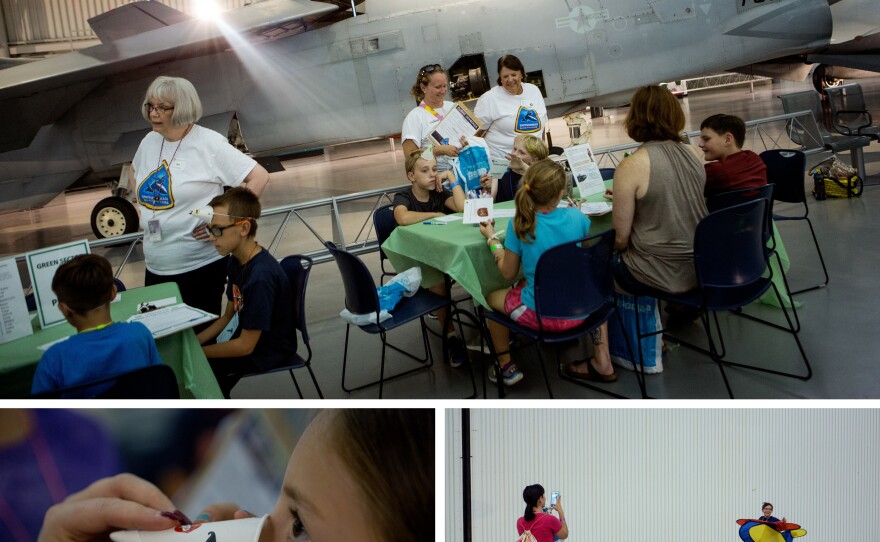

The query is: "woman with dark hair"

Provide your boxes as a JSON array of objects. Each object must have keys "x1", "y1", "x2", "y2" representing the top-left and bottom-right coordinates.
[
  {"x1": 517, "y1": 484, "x2": 568, "y2": 542},
  {"x1": 475, "y1": 55, "x2": 548, "y2": 161},
  {"x1": 607, "y1": 84, "x2": 707, "y2": 295},
  {"x1": 401, "y1": 64, "x2": 466, "y2": 172}
]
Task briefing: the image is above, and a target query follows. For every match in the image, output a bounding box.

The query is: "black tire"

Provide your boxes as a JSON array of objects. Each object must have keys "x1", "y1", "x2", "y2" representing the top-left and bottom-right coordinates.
[{"x1": 91, "y1": 196, "x2": 139, "y2": 238}]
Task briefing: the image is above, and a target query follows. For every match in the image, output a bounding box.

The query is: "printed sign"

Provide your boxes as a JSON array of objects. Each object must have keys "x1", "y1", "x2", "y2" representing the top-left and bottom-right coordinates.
[
  {"x1": 25, "y1": 240, "x2": 91, "y2": 328},
  {"x1": 0, "y1": 258, "x2": 33, "y2": 344}
]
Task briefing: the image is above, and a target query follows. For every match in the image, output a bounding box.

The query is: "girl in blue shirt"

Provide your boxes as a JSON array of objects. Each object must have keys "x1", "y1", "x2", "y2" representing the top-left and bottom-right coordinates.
[{"x1": 479, "y1": 159, "x2": 614, "y2": 386}]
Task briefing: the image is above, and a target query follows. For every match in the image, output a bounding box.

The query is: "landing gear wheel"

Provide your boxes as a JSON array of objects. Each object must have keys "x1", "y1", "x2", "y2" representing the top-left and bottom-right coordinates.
[{"x1": 91, "y1": 196, "x2": 138, "y2": 238}]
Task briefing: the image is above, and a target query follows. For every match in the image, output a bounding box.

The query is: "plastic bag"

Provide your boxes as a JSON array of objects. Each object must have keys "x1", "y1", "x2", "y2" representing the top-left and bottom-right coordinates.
[
  {"x1": 338, "y1": 267, "x2": 422, "y2": 326},
  {"x1": 607, "y1": 295, "x2": 664, "y2": 373},
  {"x1": 453, "y1": 136, "x2": 492, "y2": 196}
]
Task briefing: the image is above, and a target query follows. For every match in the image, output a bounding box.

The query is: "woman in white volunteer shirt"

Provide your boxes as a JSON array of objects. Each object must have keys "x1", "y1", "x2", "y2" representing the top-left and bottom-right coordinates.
[
  {"x1": 130, "y1": 76, "x2": 269, "y2": 320},
  {"x1": 475, "y1": 55, "x2": 548, "y2": 161},
  {"x1": 401, "y1": 64, "x2": 465, "y2": 172}
]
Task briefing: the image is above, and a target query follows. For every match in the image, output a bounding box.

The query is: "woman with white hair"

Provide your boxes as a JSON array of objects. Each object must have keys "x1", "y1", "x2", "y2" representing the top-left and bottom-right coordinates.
[{"x1": 129, "y1": 76, "x2": 269, "y2": 319}]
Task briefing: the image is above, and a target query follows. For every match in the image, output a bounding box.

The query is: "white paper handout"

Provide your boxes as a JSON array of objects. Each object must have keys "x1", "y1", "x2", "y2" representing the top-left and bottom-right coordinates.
[
  {"x1": 463, "y1": 198, "x2": 494, "y2": 224},
  {"x1": 0, "y1": 258, "x2": 34, "y2": 345},
  {"x1": 428, "y1": 102, "x2": 483, "y2": 147},
  {"x1": 128, "y1": 303, "x2": 217, "y2": 339},
  {"x1": 564, "y1": 143, "x2": 606, "y2": 197},
  {"x1": 580, "y1": 202, "x2": 613, "y2": 216}
]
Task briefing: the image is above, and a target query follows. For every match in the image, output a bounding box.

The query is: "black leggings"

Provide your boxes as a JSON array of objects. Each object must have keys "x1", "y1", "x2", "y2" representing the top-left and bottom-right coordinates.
[{"x1": 145, "y1": 256, "x2": 228, "y2": 332}]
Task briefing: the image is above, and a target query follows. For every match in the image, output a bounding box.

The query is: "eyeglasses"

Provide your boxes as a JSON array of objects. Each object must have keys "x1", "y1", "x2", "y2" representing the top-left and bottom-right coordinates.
[
  {"x1": 144, "y1": 103, "x2": 175, "y2": 114},
  {"x1": 207, "y1": 218, "x2": 251, "y2": 237}
]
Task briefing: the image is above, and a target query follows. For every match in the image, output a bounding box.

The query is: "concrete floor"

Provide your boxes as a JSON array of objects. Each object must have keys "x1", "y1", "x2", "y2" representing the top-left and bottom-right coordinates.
[{"x1": 2, "y1": 77, "x2": 879, "y2": 399}]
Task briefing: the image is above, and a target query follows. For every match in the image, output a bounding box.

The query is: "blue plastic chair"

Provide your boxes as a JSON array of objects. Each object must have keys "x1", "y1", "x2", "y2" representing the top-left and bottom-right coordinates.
[
  {"x1": 599, "y1": 168, "x2": 616, "y2": 181},
  {"x1": 634, "y1": 199, "x2": 811, "y2": 398},
  {"x1": 760, "y1": 149, "x2": 828, "y2": 294},
  {"x1": 373, "y1": 203, "x2": 398, "y2": 286},
  {"x1": 324, "y1": 241, "x2": 475, "y2": 398},
  {"x1": 708, "y1": 183, "x2": 801, "y2": 333},
  {"x1": 236, "y1": 255, "x2": 324, "y2": 398},
  {"x1": 479, "y1": 229, "x2": 636, "y2": 399},
  {"x1": 30, "y1": 364, "x2": 180, "y2": 399}
]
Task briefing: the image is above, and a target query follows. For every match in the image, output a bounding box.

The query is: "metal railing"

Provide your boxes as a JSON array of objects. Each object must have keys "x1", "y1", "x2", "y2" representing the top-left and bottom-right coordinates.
[{"x1": 12, "y1": 110, "x2": 826, "y2": 286}]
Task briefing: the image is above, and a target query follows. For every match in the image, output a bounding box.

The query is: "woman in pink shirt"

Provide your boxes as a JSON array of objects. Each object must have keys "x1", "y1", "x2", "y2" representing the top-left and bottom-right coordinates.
[{"x1": 516, "y1": 484, "x2": 569, "y2": 542}]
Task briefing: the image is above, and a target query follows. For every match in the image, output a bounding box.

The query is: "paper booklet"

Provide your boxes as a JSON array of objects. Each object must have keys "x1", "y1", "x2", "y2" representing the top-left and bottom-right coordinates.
[
  {"x1": 564, "y1": 143, "x2": 606, "y2": 197},
  {"x1": 128, "y1": 303, "x2": 217, "y2": 339},
  {"x1": 428, "y1": 102, "x2": 483, "y2": 147},
  {"x1": 463, "y1": 198, "x2": 494, "y2": 224}
]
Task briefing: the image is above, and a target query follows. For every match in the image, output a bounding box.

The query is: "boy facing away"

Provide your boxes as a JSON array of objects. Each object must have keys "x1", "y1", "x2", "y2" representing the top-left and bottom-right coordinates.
[
  {"x1": 699, "y1": 113, "x2": 767, "y2": 198},
  {"x1": 197, "y1": 186, "x2": 296, "y2": 398},
  {"x1": 392, "y1": 148, "x2": 469, "y2": 366},
  {"x1": 31, "y1": 254, "x2": 164, "y2": 396}
]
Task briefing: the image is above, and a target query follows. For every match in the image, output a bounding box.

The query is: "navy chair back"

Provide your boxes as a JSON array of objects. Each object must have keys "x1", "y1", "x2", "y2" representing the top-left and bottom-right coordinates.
[
  {"x1": 280, "y1": 255, "x2": 312, "y2": 343},
  {"x1": 373, "y1": 204, "x2": 397, "y2": 261},
  {"x1": 707, "y1": 183, "x2": 775, "y2": 245},
  {"x1": 324, "y1": 241, "x2": 381, "y2": 316},
  {"x1": 533, "y1": 229, "x2": 615, "y2": 320},
  {"x1": 599, "y1": 168, "x2": 616, "y2": 181},
  {"x1": 32, "y1": 364, "x2": 180, "y2": 399},
  {"x1": 694, "y1": 199, "x2": 768, "y2": 290},
  {"x1": 760, "y1": 149, "x2": 806, "y2": 204}
]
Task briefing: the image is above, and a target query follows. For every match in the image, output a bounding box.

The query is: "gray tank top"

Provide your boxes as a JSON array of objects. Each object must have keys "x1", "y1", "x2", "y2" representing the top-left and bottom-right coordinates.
[{"x1": 621, "y1": 140, "x2": 708, "y2": 293}]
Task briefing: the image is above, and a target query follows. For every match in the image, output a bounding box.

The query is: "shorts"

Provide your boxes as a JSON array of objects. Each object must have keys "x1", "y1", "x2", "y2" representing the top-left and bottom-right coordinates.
[
  {"x1": 503, "y1": 282, "x2": 585, "y2": 332},
  {"x1": 611, "y1": 253, "x2": 658, "y2": 296}
]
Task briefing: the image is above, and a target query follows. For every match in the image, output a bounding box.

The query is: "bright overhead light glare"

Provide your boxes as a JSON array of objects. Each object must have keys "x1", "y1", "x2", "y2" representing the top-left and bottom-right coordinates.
[{"x1": 193, "y1": 0, "x2": 222, "y2": 20}]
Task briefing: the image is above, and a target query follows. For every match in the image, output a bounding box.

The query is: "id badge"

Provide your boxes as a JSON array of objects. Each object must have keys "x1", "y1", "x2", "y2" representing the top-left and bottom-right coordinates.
[
  {"x1": 217, "y1": 312, "x2": 239, "y2": 343},
  {"x1": 147, "y1": 219, "x2": 163, "y2": 242}
]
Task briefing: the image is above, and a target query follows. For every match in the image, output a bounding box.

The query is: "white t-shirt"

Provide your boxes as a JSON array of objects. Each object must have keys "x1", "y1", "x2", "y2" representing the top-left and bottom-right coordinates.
[
  {"x1": 474, "y1": 83, "x2": 548, "y2": 160},
  {"x1": 401, "y1": 100, "x2": 455, "y2": 171},
  {"x1": 132, "y1": 125, "x2": 256, "y2": 275}
]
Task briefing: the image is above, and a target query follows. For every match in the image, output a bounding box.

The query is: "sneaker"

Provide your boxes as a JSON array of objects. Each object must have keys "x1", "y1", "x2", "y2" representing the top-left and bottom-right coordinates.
[
  {"x1": 488, "y1": 363, "x2": 524, "y2": 386},
  {"x1": 446, "y1": 336, "x2": 468, "y2": 368},
  {"x1": 426, "y1": 311, "x2": 438, "y2": 320}
]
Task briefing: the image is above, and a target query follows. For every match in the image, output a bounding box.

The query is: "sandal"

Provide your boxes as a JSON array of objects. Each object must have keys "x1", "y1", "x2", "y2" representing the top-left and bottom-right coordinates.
[{"x1": 564, "y1": 359, "x2": 617, "y2": 383}]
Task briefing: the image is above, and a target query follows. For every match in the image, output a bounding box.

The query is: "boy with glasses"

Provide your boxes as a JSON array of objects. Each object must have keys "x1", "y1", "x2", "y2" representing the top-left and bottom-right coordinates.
[{"x1": 196, "y1": 187, "x2": 296, "y2": 398}]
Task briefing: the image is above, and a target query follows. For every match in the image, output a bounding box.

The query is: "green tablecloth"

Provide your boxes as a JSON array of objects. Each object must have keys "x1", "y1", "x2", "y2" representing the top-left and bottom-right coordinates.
[
  {"x1": 0, "y1": 282, "x2": 223, "y2": 399},
  {"x1": 381, "y1": 180, "x2": 794, "y2": 309}
]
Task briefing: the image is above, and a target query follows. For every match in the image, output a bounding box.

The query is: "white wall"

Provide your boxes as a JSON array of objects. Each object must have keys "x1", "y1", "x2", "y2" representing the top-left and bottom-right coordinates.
[{"x1": 446, "y1": 408, "x2": 880, "y2": 542}]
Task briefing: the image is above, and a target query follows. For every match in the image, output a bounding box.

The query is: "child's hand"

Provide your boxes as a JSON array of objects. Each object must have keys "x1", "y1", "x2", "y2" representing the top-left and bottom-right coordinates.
[
  {"x1": 603, "y1": 188, "x2": 613, "y2": 200},
  {"x1": 479, "y1": 173, "x2": 494, "y2": 190},
  {"x1": 479, "y1": 219, "x2": 496, "y2": 239},
  {"x1": 507, "y1": 153, "x2": 528, "y2": 175}
]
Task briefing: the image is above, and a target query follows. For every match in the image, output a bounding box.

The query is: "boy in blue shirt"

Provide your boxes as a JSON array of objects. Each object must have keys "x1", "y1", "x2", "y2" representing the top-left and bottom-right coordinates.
[
  {"x1": 31, "y1": 254, "x2": 164, "y2": 396},
  {"x1": 197, "y1": 187, "x2": 297, "y2": 398}
]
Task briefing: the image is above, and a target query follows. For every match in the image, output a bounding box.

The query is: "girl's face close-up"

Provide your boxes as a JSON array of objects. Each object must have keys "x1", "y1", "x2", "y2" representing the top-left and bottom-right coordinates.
[
  {"x1": 762, "y1": 506, "x2": 773, "y2": 517},
  {"x1": 265, "y1": 413, "x2": 375, "y2": 542}
]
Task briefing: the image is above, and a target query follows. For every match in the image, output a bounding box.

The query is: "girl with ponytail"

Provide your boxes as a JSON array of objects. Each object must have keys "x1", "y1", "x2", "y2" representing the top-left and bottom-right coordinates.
[
  {"x1": 517, "y1": 484, "x2": 568, "y2": 542},
  {"x1": 479, "y1": 159, "x2": 615, "y2": 386}
]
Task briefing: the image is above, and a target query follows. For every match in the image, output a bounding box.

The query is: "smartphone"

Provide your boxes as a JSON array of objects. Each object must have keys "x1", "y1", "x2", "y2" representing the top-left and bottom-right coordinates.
[{"x1": 550, "y1": 491, "x2": 560, "y2": 507}]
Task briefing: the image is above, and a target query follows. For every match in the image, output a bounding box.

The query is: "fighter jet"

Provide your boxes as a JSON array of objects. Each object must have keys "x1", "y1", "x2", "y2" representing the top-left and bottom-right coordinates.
[{"x1": 0, "y1": 0, "x2": 877, "y2": 237}]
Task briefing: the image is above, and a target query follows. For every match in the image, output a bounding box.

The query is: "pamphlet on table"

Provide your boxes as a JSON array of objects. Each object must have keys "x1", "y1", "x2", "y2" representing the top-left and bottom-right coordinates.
[
  {"x1": 128, "y1": 303, "x2": 217, "y2": 339},
  {"x1": 564, "y1": 143, "x2": 605, "y2": 197},
  {"x1": 0, "y1": 258, "x2": 33, "y2": 345}
]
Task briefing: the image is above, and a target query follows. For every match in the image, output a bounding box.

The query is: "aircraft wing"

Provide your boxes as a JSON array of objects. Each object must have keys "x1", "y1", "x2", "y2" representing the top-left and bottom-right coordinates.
[{"x1": 0, "y1": 0, "x2": 339, "y2": 152}]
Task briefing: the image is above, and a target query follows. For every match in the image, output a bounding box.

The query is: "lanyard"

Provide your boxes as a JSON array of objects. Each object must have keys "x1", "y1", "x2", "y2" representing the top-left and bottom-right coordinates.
[
  {"x1": 419, "y1": 102, "x2": 444, "y2": 121},
  {"x1": 80, "y1": 322, "x2": 113, "y2": 334}
]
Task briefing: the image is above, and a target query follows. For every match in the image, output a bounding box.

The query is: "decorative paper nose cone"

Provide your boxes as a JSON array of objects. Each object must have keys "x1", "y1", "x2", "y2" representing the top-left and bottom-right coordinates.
[{"x1": 190, "y1": 207, "x2": 214, "y2": 222}]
